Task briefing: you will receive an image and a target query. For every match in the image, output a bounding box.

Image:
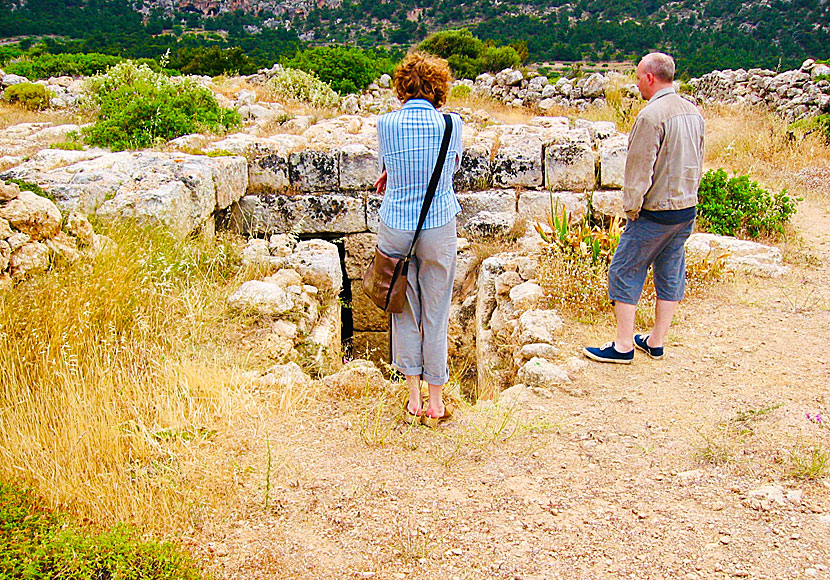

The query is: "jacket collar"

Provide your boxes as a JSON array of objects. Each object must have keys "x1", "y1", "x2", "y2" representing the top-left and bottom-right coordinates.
[{"x1": 649, "y1": 87, "x2": 676, "y2": 103}]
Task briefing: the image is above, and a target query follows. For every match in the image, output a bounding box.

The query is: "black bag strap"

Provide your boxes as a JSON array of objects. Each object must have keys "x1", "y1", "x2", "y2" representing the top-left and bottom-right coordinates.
[{"x1": 404, "y1": 113, "x2": 454, "y2": 260}]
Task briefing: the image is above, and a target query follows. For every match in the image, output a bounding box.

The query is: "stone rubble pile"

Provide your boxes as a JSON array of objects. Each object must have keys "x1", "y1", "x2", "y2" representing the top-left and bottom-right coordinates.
[
  {"x1": 467, "y1": 69, "x2": 632, "y2": 112},
  {"x1": 689, "y1": 58, "x2": 830, "y2": 121},
  {"x1": 0, "y1": 179, "x2": 108, "y2": 289},
  {"x1": 230, "y1": 235, "x2": 344, "y2": 374}
]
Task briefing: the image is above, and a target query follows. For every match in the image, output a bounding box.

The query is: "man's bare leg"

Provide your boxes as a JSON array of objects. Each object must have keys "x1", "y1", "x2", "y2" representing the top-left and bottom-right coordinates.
[
  {"x1": 614, "y1": 301, "x2": 637, "y2": 352},
  {"x1": 648, "y1": 299, "x2": 678, "y2": 348}
]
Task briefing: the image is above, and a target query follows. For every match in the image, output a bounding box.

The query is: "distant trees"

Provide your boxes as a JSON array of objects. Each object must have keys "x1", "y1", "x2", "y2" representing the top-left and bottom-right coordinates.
[
  {"x1": 287, "y1": 46, "x2": 396, "y2": 94},
  {"x1": 417, "y1": 29, "x2": 522, "y2": 79}
]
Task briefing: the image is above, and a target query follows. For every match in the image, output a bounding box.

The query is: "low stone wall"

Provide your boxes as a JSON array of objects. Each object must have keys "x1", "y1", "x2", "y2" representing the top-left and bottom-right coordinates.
[{"x1": 688, "y1": 59, "x2": 830, "y2": 121}]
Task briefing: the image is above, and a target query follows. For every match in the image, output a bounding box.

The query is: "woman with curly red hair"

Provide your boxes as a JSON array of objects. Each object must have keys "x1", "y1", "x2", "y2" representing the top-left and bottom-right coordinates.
[{"x1": 374, "y1": 52, "x2": 463, "y2": 426}]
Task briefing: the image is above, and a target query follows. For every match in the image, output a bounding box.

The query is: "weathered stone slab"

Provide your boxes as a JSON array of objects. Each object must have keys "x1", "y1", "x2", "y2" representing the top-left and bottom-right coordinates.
[
  {"x1": 599, "y1": 134, "x2": 627, "y2": 189},
  {"x1": 210, "y1": 155, "x2": 249, "y2": 210},
  {"x1": 492, "y1": 134, "x2": 544, "y2": 189},
  {"x1": 591, "y1": 190, "x2": 625, "y2": 221},
  {"x1": 343, "y1": 232, "x2": 377, "y2": 279},
  {"x1": 456, "y1": 189, "x2": 516, "y2": 231},
  {"x1": 685, "y1": 233, "x2": 789, "y2": 277},
  {"x1": 453, "y1": 140, "x2": 492, "y2": 191},
  {"x1": 544, "y1": 141, "x2": 596, "y2": 192},
  {"x1": 366, "y1": 194, "x2": 382, "y2": 233},
  {"x1": 285, "y1": 239, "x2": 343, "y2": 293},
  {"x1": 209, "y1": 133, "x2": 306, "y2": 195},
  {"x1": 231, "y1": 193, "x2": 366, "y2": 236},
  {"x1": 288, "y1": 149, "x2": 339, "y2": 192},
  {"x1": 95, "y1": 155, "x2": 217, "y2": 238},
  {"x1": 517, "y1": 190, "x2": 588, "y2": 225},
  {"x1": 339, "y1": 144, "x2": 378, "y2": 191}
]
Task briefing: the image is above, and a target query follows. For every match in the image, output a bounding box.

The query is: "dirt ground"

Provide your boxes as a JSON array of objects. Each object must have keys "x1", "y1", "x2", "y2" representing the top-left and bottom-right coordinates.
[{"x1": 189, "y1": 193, "x2": 830, "y2": 580}]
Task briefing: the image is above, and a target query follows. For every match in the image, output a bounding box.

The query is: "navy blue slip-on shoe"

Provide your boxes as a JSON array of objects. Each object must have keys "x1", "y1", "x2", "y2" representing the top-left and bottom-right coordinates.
[
  {"x1": 583, "y1": 342, "x2": 634, "y2": 364},
  {"x1": 634, "y1": 334, "x2": 664, "y2": 360}
]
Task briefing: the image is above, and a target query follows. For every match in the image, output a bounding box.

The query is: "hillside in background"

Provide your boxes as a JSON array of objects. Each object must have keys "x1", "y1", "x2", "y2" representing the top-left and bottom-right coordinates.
[{"x1": 0, "y1": 0, "x2": 829, "y2": 75}]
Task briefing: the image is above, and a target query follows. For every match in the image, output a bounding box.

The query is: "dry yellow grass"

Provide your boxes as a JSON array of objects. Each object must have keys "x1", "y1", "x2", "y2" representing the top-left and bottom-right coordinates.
[
  {"x1": 701, "y1": 104, "x2": 830, "y2": 201},
  {"x1": 0, "y1": 228, "x2": 301, "y2": 532},
  {"x1": 0, "y1": 101, "x2": 87, "y2": 130}
]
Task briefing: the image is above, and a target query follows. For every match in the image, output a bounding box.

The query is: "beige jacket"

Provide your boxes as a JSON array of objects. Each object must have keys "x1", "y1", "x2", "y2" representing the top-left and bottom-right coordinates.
[{"x1": 624, "y1": 88, "x2": 705, "y2": 221}]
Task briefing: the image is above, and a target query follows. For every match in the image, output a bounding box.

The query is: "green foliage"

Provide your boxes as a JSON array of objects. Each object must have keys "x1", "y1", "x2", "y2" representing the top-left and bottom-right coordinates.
[
  {"x1": 83, "y1": 61, "x2": 240, "y2": 151},
  {"x1": 50, "y1": 141, "x2": 85, "y2": 151},
  {"x1": 418, "y1": 29, "x2": 521, "y2": 79},
  {"x1": 265, "y1": 65, "x2": 340, "y2": 108},
  {"x1": 4, "y1": 52, "x2": 124, "y2": 80},
  {"x1": 5, "y1": 178, "x2": 53, "y2": 201},
  {"x1": 2, "y1": 82, "x2": 52, "y2": 110},
  {"x1": 449, "y1": 84, "x2": 472, "y2": 99},
  {"x1": 697, "y1": 169, "x2": 798, "y2": 238},
  {"x1": 0, "y1": 481, "x2": 205, "y2": 579},
  {"x1": 169, "y1": 46, "x2": 257, "y2": 76},
  {"x1": 814, "y1": 114, "x2": 830, "y2": 142},
  {"x1": 286, "y1": 46, "x2": 395, "y2": 94}
]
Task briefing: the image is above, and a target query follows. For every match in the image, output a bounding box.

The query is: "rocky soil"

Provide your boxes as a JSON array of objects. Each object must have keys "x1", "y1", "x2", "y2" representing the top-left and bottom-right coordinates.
[{"x1": 183, "y1": 192, "x2": 830, "y2": 579}]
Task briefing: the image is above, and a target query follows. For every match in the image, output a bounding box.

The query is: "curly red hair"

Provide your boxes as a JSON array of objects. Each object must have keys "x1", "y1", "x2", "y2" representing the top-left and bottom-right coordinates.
[{"x1": 393, "y1": 52, "x2": 453, "y2": 108}]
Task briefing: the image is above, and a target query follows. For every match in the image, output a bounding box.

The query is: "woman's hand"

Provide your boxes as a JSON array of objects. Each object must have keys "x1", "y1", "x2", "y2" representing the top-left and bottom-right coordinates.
[{"x1": 374, "y1": 170, "x2": 387, "y2": 195}]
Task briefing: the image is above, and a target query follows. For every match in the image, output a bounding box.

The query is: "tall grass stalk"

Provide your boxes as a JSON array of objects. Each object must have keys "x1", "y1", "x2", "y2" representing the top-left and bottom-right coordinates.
[{"x1": 0, "y1": 226, "x2": 262, "y2": 532}]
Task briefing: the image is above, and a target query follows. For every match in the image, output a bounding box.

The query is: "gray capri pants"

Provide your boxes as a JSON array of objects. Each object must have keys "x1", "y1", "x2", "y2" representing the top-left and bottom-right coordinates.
[{"x1": 377, "y1": 218, "x2": 457, "y2": 385}]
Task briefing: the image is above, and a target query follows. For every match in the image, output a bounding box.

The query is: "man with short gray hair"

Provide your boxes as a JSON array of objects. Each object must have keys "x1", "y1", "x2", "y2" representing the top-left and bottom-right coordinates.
[{"x1": 584, "y1": 52, "x2": 704, "y2": 364}]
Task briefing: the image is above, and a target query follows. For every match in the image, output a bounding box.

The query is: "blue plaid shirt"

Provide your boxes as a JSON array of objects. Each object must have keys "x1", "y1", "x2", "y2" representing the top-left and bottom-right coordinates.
[{"x1": 377, "y1": 99, "x2": 463, "y2": 231}]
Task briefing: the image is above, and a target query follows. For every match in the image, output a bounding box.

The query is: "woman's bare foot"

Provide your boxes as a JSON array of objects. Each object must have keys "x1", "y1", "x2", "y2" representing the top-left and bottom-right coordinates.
[
  {"x1": 424, "y1": 383, "x2": 445, "y2": 419},
  {"x1": 406, "y1": 374, "x2": 423, "y2": 416}
]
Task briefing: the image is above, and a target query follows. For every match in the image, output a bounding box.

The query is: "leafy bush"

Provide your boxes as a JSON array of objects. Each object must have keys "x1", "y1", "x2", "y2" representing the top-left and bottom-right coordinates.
[
  {"x1": 0, "y1": 481, "x2": 205, "y2": 579},
  {"x1": 418, "y1": 28, "x2": 522, "y2": 79},
  {"x1": 286, "y1": 46, "x2": 394, "y2": 94},
  {"x1": 169, "y1": 45, "x2": 257, "y2": 76},
  {"x1": 697, "y1": 169, "x2": 798, "y2": 238},
  {"x1": 2, "y1": 82, "x2": 52, "y2": 110},
  {"x1": 5, "y1": 52, "x2": 124, "y2": 79},
  {"x1": 449, "y1": 84, "x2": 472, "y2": 99},
  {"x1": 265, "y1": 65, "x2": 339, "y2": 108},
  {"x1": 83, "y1": 61, "x2": 240, "y2": 151},
  {"x1": 814, "y1": 114, "x2": 830, "y2": 142}
]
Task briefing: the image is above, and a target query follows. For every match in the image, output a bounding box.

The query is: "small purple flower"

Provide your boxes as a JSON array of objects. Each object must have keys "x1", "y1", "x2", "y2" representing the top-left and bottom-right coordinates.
[{"x1": 807, "y1": 412, "x2": 824, "y2": 425}]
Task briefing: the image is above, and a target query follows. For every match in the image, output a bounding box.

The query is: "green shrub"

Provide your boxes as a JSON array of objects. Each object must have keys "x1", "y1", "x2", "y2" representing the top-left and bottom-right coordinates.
[
  {"x1": 815, "y1": 114, "x2": 830, "y2": 141},
  {"x1": 697, "y1": 169, "x2": 798, "y2": 238},
  {"x1": 0, "y1": 481, "x2": 205, "y2": 579},
  {"x1": 449, "y1": 84, "x2": 472, "y2": 99},
  {"x1": 418, "y1": 28, "x2": 521, "y2": 79},
  {"x1": 83, "y1": 61, "x2": 240, "y2": 151},
  {"x1": 286, "y1": 46, "x2": 394, "y2": 94},
  {"x1": 2, "y1": 82, "x2": 52, "y2": 110},
  {"x1": 5, "y1": 52, "x2": 124, "y2": 80},
  {"x1": 265, "y1": 65, "x2": 339, "y2": 108},
  {"x1": 169, "y1": 46, "x2": 257, "y2": 76}
]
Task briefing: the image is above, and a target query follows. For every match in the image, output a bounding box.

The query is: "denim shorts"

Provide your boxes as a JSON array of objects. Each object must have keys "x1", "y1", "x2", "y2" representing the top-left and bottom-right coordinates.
[{"x1": 608, "y1": 217, "x2": 695, "y2": 304}]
